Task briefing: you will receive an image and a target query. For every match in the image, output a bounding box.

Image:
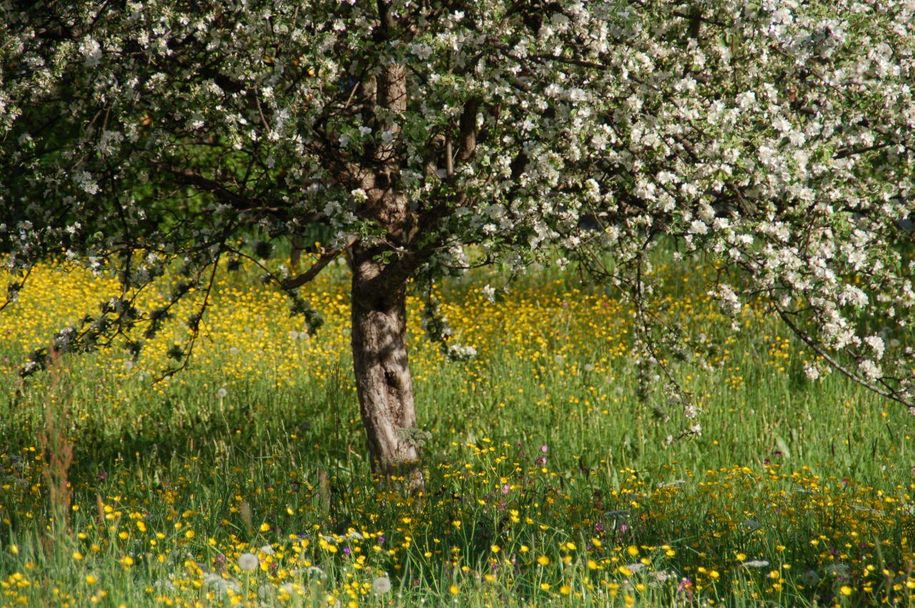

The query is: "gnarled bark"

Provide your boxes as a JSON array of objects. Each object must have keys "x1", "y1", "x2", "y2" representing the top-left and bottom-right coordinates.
[{"x1": 350, "y1": 252, "x2": 421, "y2": 484}]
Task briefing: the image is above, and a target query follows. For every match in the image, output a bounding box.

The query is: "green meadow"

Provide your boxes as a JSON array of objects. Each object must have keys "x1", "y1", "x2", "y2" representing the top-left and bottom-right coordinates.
[{"x1": 0, "y1": 258, "x2": 912, "y2": 607}]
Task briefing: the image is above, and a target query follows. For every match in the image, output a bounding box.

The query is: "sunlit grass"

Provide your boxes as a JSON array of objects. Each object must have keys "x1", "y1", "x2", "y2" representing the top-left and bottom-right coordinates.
[{"x1": 0, "y1": 258, "x2": 912, "y2": 607}]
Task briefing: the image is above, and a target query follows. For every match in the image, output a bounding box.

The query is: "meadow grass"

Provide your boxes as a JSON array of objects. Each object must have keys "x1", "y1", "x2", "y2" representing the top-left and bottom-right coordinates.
[{"x1": 0, "y1": 257, "x2": 912, "y2": 607}]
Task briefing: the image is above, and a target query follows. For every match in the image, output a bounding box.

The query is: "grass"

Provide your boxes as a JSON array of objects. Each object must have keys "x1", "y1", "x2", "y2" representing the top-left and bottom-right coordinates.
[{"x1": 0, "y1": 256, "x2": 912, "y2": 607}]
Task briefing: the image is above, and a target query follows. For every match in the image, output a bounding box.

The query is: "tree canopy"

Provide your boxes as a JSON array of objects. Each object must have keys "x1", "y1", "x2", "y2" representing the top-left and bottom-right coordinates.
[{"x1": 1, "y1": 1, "x2": 913, "y2": 472}]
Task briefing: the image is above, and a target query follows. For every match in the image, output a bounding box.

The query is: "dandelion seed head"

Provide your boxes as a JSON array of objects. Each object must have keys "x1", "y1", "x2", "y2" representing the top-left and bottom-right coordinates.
[
  {"x1": 372, "y1": 575, "x2": 392, "y2": 594},
  {"x1": 238, "y1": 552, "x2": 259, "y2": 572}
]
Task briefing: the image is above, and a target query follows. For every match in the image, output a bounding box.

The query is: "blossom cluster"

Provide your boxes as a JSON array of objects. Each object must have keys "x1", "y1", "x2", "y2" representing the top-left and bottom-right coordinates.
[{"x1": 0, "y1": 1, "x2": 912, "y2": 409}]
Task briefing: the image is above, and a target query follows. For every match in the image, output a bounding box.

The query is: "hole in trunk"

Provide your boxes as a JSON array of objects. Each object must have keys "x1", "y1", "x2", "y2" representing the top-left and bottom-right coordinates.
[{"x1": 384, "y1": 370, "x2": 399, "y2": 388}]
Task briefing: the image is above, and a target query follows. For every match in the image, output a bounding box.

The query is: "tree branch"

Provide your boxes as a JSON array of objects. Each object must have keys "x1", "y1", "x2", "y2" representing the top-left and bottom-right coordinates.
[
  {"x1": 154, "y1": 163, "x2": 279, "y2": 213},
  {"x1": 457, "y1": 97, "x2": 480, "y2": 163},
  {"x1": 280, "y1": 237, "x2": 357, "y2": 289},
  {"x1": 774, "y1": 304, "x2": 913, "y2": 409}
]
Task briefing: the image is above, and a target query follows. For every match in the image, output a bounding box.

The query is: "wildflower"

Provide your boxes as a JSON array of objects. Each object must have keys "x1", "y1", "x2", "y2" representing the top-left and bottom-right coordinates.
[
  {"x1": 840, "y1": 585, "x2": 853, "y2": 596},
  {"x1": 448, "y1": 584, "x2": 459, "y2": 595},
  {"x1": 372, "y1": 575, "x2": 392, "y2": 594},
  {"x1": 85, "y1": 574, "x2": 97, "y2": 585},
  {"x1": 238, "y1": 553, "x2": 259, "y2": 572},
  {"x1": 677, "y1": 577, "x2": 694, "y2": 600},
  {"x1": 537, "y1": 555, "x2": 550, "y2": 566}
]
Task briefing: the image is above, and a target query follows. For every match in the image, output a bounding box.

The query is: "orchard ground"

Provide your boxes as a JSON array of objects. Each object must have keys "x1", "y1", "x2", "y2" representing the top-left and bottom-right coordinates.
[{"x1": 0, "y1": 255, "x2": 912, "y2": 607}]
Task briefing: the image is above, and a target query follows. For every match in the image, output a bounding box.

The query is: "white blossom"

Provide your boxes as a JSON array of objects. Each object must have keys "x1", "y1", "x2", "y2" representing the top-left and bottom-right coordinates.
[
  {"x1": 863, "y1": 335, "x2": 885, "y2": 360},
  {"x1": 858, "y1": 359, "x2": 881, "y2": 382},
  {"x1": 481, "y1": 284, "x2": 496, "y2": 303}
]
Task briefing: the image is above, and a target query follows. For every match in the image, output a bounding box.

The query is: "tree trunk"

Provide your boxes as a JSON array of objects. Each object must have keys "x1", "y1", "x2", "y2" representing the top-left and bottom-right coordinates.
[{"x1": 350, "y1": 255, "x2": 422, "y2": 485}]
